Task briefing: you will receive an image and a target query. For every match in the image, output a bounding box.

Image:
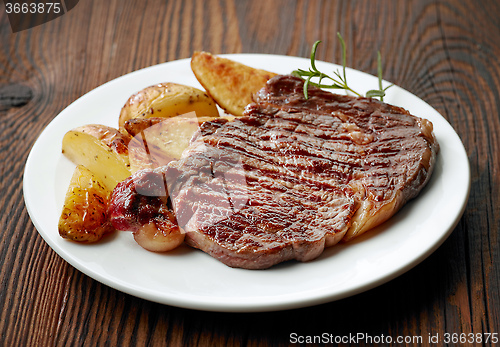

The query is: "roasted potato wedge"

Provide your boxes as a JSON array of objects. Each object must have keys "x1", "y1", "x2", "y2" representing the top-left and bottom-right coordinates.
[
  {"x1": 62, "y1": 125, "x2": 132, "y2": 190},
  {"x1": 191, "y1": 51, "x2": 277, "y2": 116},
  {"x1": 58, "y1": 165, "x2": 114, "y2": 243},
  {"x1": 118, "y1": 82, "x2": 220, "y2": 131},
  {"x1": 127, "y1": 114, "x2": 234, "y2": 172}
]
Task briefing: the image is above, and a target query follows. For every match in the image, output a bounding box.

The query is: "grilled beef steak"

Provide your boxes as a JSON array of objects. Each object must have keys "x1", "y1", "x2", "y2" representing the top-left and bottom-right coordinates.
[{"x1": 109, "y1": 75, "x2": 439, "y2": 269}]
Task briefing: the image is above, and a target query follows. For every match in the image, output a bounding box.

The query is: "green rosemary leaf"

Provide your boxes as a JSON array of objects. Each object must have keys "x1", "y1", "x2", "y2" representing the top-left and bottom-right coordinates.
[
  {"x1": 310, "y1": 40, "x2": 321, "y2": 72},
  {"x1": 366, "y1": 89, "x2": 386, "y2": 98},
  {"x1": 293, "y1": 34, "x2": 392, "y2": 100},
  {"x1": 337, "y1": 32, "x2": 348, "y2": 83},
  {"x1": 333, "y1": 70, "x2": 344, "y2": 83},
  {"x1": 304, "y1": 75, "x2": 312, "y2": 99},
  {"x1": 377, "y1": 51, "x2": 384, "y2": 101},
  {"x1": 383, "y1": 83, "x2": 394, "y2": 92}
]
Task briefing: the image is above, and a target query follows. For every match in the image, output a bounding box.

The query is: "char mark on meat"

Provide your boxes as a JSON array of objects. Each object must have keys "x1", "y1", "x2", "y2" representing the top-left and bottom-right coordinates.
[{"x1": 110, "y1": 75, "x2": 439, "y2": 269}]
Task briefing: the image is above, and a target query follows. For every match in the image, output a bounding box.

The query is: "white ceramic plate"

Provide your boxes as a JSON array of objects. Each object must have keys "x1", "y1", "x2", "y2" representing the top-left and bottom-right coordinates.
[{"x1": 23, "y1": 54, "x2": 470, "y2": 312}]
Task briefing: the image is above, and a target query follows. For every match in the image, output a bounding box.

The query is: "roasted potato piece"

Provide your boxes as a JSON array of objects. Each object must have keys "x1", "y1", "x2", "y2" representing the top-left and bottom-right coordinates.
[
  {"x1": 62, "y1": 125, "x2": 132, "y2": 190},
  {"x1": 58, "y1": 165, "x2": 114, "y2": 243},
  {"x1": 127, "y1": 114, "x2": 234, "y2": 172},
  {"x1": 74, "y1": 124, "x2": 131, "y2": 153},
  {"x1": 118, "y1": 83, "x2": 220, "y2": 131},
  {"x1": 191, "y1": 51, "x2": 277, "y2": 116}
]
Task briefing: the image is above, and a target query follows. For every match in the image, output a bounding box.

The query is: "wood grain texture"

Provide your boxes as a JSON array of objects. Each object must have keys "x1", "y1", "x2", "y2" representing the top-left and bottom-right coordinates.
[{"x1": 1, "y1": 0, "x2": 499, "y2": 346}]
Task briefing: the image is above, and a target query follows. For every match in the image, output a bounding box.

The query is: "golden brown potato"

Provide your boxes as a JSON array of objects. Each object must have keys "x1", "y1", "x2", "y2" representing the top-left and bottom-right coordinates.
[
  {"x1": 62, "y1": 125, "x2": 132, "y2": 190},
  {"x1": 58, "y1": 165, "x2": 114, "y2": 243},
  {"x1": 191, "y1": 51, "x2": 277, "y2": 116},
  {"x1": 127, "y1": 114, "x2": 234, "y2": 172},
  {"x1": 73, "y1": 124, "x2": 131, "y2": 154},
  {"x1": 118, "y1": 83, "x2": 220, "y2": 131}
]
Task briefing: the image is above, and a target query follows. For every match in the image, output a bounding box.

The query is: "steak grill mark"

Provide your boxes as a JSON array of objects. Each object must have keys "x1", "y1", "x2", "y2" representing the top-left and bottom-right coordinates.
[{"x1": 110, "y1": 75, "x2": 439, "y2": 269}]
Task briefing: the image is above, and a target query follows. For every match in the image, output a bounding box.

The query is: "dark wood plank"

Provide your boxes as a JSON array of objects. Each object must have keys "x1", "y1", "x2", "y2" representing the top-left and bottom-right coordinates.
[{"x1": 0, "y1": 0, "x2": 499, "y2": 346}]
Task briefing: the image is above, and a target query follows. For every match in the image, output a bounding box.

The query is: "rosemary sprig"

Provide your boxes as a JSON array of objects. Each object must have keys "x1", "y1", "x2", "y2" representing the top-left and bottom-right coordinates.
[{"x1": 292, "y1": 33, "x2": 393, "y2": 101}]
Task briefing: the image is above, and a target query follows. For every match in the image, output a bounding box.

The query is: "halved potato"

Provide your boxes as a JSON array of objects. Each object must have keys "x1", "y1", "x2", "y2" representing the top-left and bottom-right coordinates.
[
  {"x1": 118, "y1": 82, "x2": 220, "y2": 131},
  {"x1": 191, "y1": 51, "x2": 277, "y2": 116},
  {"x1": 58, "y1": 165, "x2": 114, "y2": 243},
  {"x1": 127, "y1": 113, "x2": 234, "y2": 172},
  {"x1": 62, "y1": 125, "x2": 132, "y2": 190}
]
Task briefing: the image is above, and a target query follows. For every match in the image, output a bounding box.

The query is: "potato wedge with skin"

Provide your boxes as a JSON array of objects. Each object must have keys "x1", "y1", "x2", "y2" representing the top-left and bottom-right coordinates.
[
  {"x1": 118, "y1": 83, "x2": 220, "y2": 131},
  {"x1": 127, "y1": 114, "x2": 234, "y2": 172},
  {"x1": 62, "y1": 125, "x2": 132, "y2": 190},
  {"x1": 58, "y1": 165, "x2": 114, "y2": 243},
  {"x1": 74, "y1": 124, "x2": 131, "y2": 155},
  {"x1": 191, "y1": 51, "x2": 278, "y2": 116}
]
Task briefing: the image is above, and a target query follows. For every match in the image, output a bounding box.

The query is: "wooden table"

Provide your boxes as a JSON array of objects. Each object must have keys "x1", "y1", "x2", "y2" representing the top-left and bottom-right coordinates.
[{"x1": 2, "y1": 0, "x2": 499, "y2": 345}]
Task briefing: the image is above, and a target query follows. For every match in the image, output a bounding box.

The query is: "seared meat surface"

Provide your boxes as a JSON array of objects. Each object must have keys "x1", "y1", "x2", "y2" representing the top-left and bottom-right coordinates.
[
  {"x1": 109, "y1": 169, "x2": 176, "y2": 234},
  {"x1": 109, "y1": 75, "x2": 439, "y2": 269}
]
